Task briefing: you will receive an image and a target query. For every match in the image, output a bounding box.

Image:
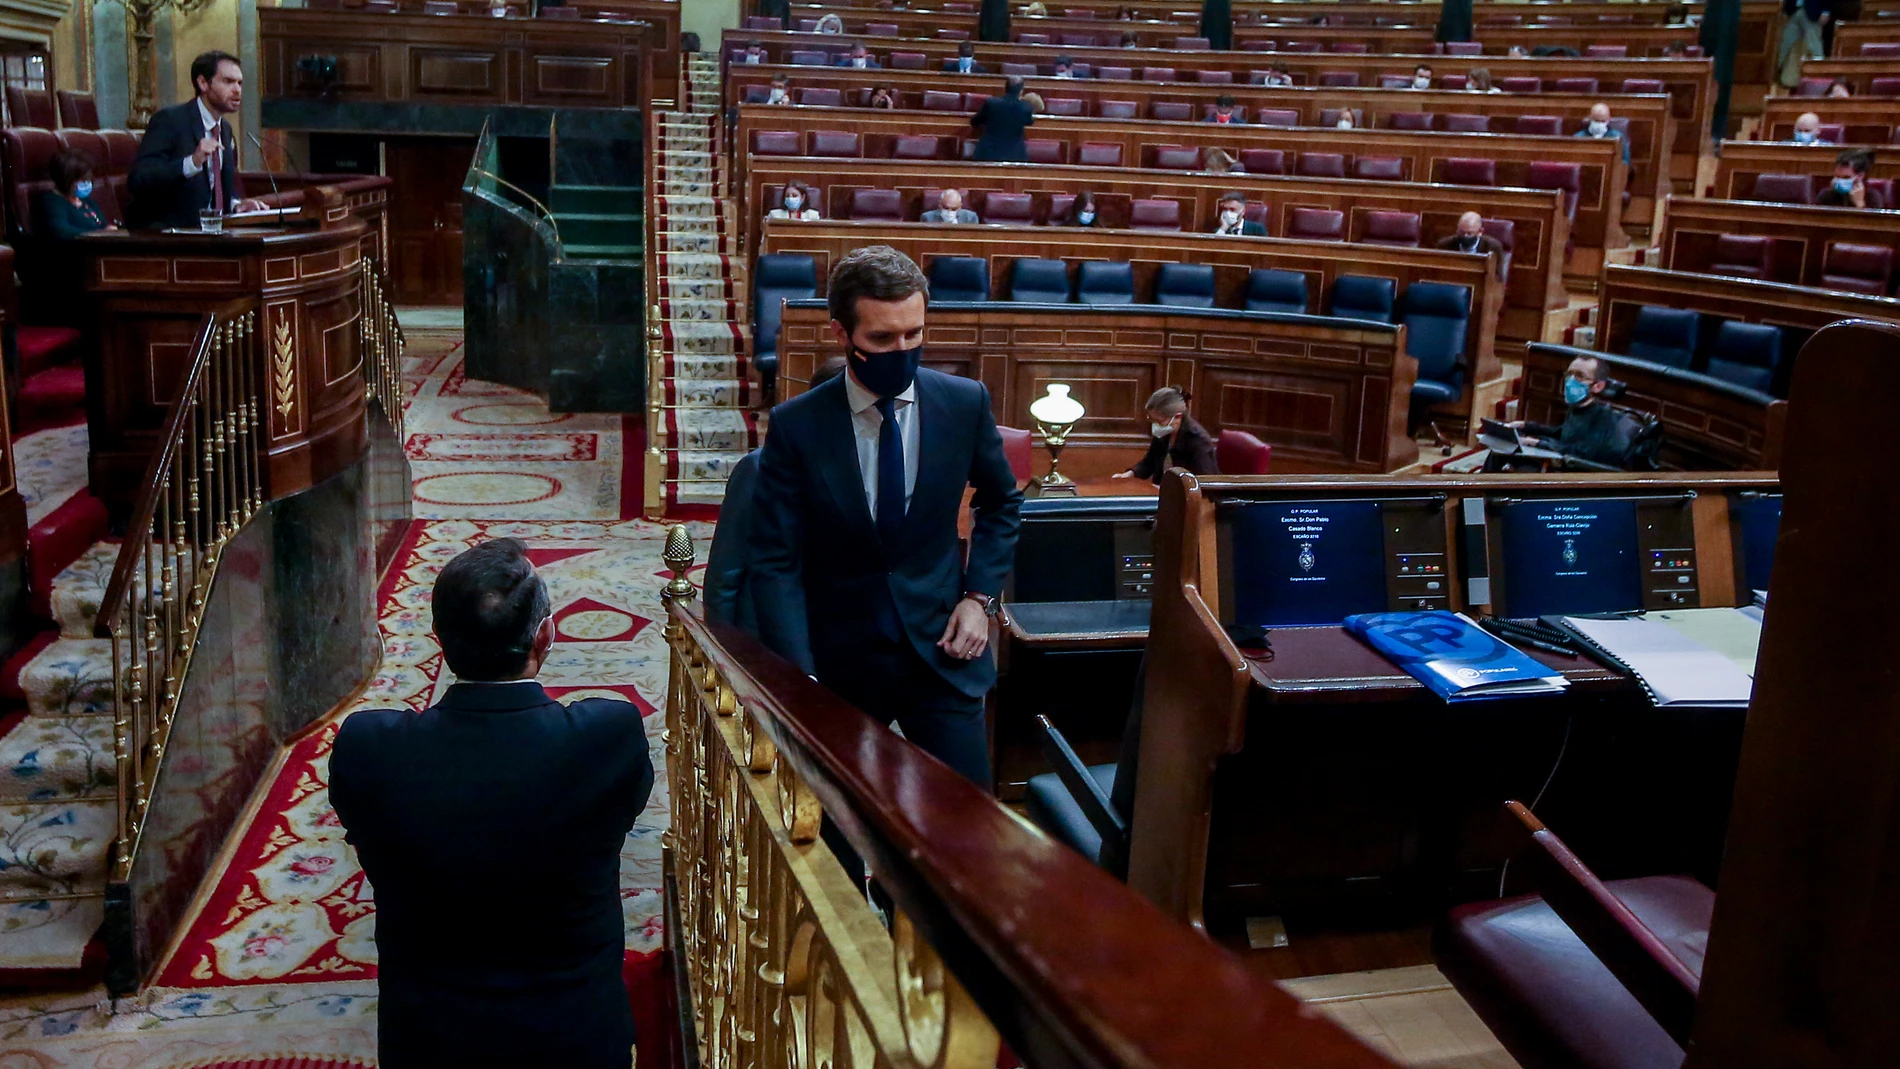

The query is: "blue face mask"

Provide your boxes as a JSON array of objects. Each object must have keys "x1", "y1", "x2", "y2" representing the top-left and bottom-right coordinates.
[
  {"x1": 848, "y1": 342, "x2": 922, "y2": 397},
  {"x1": 1794, "y1": 129, "x2": 1817, "y2": 144},
  {"x1": 1563, "y1": 377, "x2": 1591, "y2": 406},
  {"x1": 1835, "y1": 176, "x2": 1857, "y2": 195},
  {"x1": 1077, "y1": 210, "x2": 1095, "y2": 224},
  {"x1": 74, "y1": 180, "x2": 93, "y2": 199}
]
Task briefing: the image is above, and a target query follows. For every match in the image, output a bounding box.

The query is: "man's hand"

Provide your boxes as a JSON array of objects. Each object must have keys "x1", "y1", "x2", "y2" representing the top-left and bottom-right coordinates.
[
  {"x1": 1519, "y1": 434, "x2": 1542, "y2": 448},
  {"x1": 193, "y1": 135, "x2": 219, "y2": 167},
  {"x1": 1110, "y1": 470, "x2": 1134, "y2": 479},
  {"x1": 937, "y1": 598, "x2": 990, "y2": 660},
  {"x1": 234, "y1": 198, "x2": 269, "y2": 213}
]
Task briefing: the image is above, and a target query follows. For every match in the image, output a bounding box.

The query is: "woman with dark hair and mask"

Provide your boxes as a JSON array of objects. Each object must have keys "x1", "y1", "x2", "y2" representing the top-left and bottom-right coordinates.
[
  {"x1": 1065, "y1": 191, "x2": 1100, "y2": 227},
  {"x1": 1112, "y1": 386, "x2": 1217, "y2": 482}
]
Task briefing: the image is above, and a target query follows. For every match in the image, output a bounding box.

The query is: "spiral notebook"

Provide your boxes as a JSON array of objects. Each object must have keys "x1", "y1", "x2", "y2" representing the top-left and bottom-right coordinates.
[{"x1": 1555, "y1": 614, "x2": 1757, "y2": 708}]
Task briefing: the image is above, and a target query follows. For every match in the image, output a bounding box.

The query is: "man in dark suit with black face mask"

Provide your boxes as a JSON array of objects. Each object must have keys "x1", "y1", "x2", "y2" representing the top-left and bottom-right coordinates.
[
  {"x1": 1435, "y1": 211, "x2": 1508, "y2": 280},
  {"x1": 748, "y1": 245, "x2": 1022, "y2": 786}
]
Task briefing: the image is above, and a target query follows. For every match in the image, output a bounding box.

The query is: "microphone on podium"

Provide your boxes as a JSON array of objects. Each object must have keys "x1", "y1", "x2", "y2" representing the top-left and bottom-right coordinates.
[{"x1": 245, "y1": 130, "x2": 289, "y2": 224}]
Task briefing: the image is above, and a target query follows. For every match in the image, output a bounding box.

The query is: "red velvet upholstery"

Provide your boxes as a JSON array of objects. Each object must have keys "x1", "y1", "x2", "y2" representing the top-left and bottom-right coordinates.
[
  {"x1": 17, "y1": 326, "x2": 82, "y2": 377},
  {"x1": 1150, "y1": 101, "x2": 1193, "y2": 122},
  {"x1": 751, "y1": 130, "x2": 801, "y2": 156},
  {"x1": 892, "y1": 134, "x2": 946, "y2": 160},
  {"x1": 2, "y1": 126, "x2": 60, "y2": 239},
  {"x1": 1821, "y1": 242, "x2": 1893, "y2": 295},
  {"x1": 1215, "y1": 430, "x2": 1271, "y2": 474},
  {"x1": 1254, "y1": 108, "x2": 1299, "y2": 127},
  {"x1": 1387, "y1": 112, "x2": 1434, "y2": 131},
  {"x1": 848, "y1": 188, "x2": 905, "y2": 222},
  {"x1": 998, "y1": 426, "x2": 1035, "y2": 483},
  {"x1": 1129, "y1": 198, "x2": 1182, "y2": 231},
  {"x1": 1077, "y1": 142, "x2": 1124, "y2": 166},
  {"x1": 55, "y1": 91, "x2": 98, "y2": 130},
  {"x1": 1354, "y1": 156, "x2": 1404, "y2": 180},
  {"x1": 1583, "y1": 44, "x2": 1629, "y2": 57},
  {"x1": 4, "y1": 86, "x2": 54, "y2": 128},
  {"x1": 1016, "y1": 32, "x2": 1050, "y2": 44},
  {"x1": 1873, "y1": 77, "x2": 1900, "y2": 95},
  {"x1": 1444, "y1": 41, "x2": 1483, "y2": 56},
  {"x1": 1237, "y1": 148, "x2": 1286, "y2": 174},
  {"x1": 1025, "y1": 139, "x2": 1067, "y2": 164},
  {"x1": 983, "y1": 191, "x2": 1034, "y2": 223},
  {"x1": 797, "y1": 87, "x2": 843, "y2": 107},
  {"x1": 1330, "y1": 42, "x2": 1368, "y2": 53},
  {"x1": 864, "y1": 21, "x2": 899, "y2": 35},
  {"x1": 1317, "y1": 70, "x2": 1361, "y2": 87},
  {"x1": 1442, "y1": 114, "x2": 1491, "y2": 132},
  {"x1": 807, "y1": 131, "x2": 859, "y2": 157},
  {"x1": 1710, "y1": 235, "x2": 1773, "y2": 280},
  {"x1": 1499, "y1": 76, "x2": 1543, "y2": 92},
  {"x1": 1001, "y1": 62, "x2": 1039, "y2": 76},
  {"x1": 1098, "y1": 66, "x2": 1133, "y2": 81},
  {"x1": 1150, "y1": 145, "x2": 1202, "y2": 169},
  {"x1": 1515, "y1": 115, "x2": 1564, "y2": 136},
  {"x1": 1554, "y1": 77, "x2": 1599, "y2": 94},
  {"x1": 922, "y1": 90, "x2": 964, "y2": 111},
  {"x1": 1360, "y1": 210, "x2": 1421, "y2": 246},
  {"x1": 1527, "y1": 162, "x2": 1583, "y2": 220},
  {"x1": 1750, "y1": 173, "x2": 1814, "y2": 205},
  {"x1": 1099, "y1": 99, "x2": 1138, "y2": 118},
  {"x1": 1287, "y1": 207, "x2": 1345, "y2": 241},
  {"x1": 18, "y1": 366, "x2": 86, "y2": 426},
  {"x1": 1141, "y1": 67, "x2": 1177, "y2": 82},
  {"x1": 1294, "y1": 152, "x2": 1346, "y2": 178},
  {"x1": 890, "y1": 51, "x2": 927, "y2": 70},
  {"x1": 1795, "y1": 76, "x2": 1830, "y2": 97},
  {"x1": 1044, "y1": 96, "x2": 1085, "y2": 116},
  {"x1": 1861, "y1": 42, "x2": 1900, "y2": 56},
  {"x1": 26, "y1": 494, "x2": 108, "y2": 623},
  {"x1": 1442, "y1": 157, "x2": 1497, "y2": 185},
  {"x1": 1621, "y1": 78, "x2": 1666, "y2": 94},
  {"x1": 1174, "y1": 36, "x2": 1209, "y2": 49},
  {"x1": 1195, "y1": 69, "x2": 1234, "y2": 84}
]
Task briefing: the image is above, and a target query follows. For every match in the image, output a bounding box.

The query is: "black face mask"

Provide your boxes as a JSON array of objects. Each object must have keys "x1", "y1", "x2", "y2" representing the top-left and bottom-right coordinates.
[
  {"x1": 1458, "y1": 235, "x2": 1481, "y2": 252},
  {"x1": 848, "y1": 342, "x2": 923, "y2": 397}
]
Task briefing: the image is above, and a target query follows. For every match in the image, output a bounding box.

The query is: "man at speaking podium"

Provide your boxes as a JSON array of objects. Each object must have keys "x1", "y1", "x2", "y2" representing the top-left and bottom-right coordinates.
[{"x1": 126, "y1": 50, "x2": 267, "y2": 230}]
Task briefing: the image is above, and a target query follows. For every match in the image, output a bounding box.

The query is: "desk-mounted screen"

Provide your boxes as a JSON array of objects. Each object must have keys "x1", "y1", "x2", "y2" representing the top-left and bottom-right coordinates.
[
  {"x1": 1497, "y1": 498, "x2": 1643, "y2": 618},
  {"x1": 1009, "y1": 498, "x2": 1157, "y2": 603},
  {"x1": 1225, "y1": 500, "x2": 1391, "y2": 627},
  {"x1": 1732, "y1": 493, "x2": 1782, "y2": 597}
]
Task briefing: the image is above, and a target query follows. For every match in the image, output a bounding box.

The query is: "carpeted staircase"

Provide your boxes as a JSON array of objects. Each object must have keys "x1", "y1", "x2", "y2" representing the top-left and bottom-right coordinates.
[
  {"x1": 0, "y1": 325, "x2": 124, "y2": 981},
  {"x1": 654, "y1": 53, "x2": 757, "y2": 513}
]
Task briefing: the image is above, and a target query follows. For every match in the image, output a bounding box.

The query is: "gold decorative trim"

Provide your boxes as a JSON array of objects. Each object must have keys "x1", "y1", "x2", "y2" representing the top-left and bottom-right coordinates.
[{"x1": 273, "y1": 315, "x2": 296, "y2": 419}]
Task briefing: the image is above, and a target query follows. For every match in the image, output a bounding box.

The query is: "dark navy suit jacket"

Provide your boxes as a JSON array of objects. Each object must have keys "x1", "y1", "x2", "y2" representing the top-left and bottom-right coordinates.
[
  {"x1": 329, "y1": 682, "x2": 653, "y2": 1068},
  {"x1": 704, "y1": 449, "x2": 762, "y2": 634},
  {"x1": 127, "y1": 99, "x2": 240, "y2": 230},
  {"x1": 970, "y1": 91, "x2": 1035, "y2": 162},
  {"x1": 748, "y1": 369, "x2": 1023, "y2": 698}
]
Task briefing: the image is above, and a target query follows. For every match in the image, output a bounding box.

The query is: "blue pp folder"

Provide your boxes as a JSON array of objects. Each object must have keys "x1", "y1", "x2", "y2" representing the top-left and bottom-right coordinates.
[{"x1": 1345, "y1": 611, "x2": 1571, "y2": 703}]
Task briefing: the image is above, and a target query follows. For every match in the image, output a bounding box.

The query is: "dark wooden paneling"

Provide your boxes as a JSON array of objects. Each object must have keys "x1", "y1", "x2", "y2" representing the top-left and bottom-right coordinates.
[
  {"x1": 1758, "y1": 96, "x2": 1900, "y2": 144},
  {"x1": 1599, "y1": 263, "x2": 1900, "y2": 356},
  {"x1": 1712, "y1": 137, "x2": 1900, "y2": 199},
  {"x1": 1660, "y1": 197, "x2": 1900, "y2": 290}
]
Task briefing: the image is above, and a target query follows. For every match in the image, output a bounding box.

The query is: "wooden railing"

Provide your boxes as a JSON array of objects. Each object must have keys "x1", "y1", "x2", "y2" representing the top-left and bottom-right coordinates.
[
  {"x1": 98, "y1": 301, "x2": 264, "y2": 883},
  {"x1": 659, "y1": 530, "x2": 1398, "y2": 1069}
]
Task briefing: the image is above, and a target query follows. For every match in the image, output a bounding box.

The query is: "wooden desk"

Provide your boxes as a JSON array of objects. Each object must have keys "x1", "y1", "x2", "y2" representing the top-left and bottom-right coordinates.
[
  {"x1": 259, "y1": 8, "x2": 656, "y2": 113},
  {"x1": 727, "y1": 28, "x2": 1718, "y2": 155},
  {"x1": 733, "y1": 65, "x2": 1677, "y2": 232},
  {"x1": 737, "y1": 104, "x2": 1629, "y2": 271},
  {"x1": 1133, "y1": 471, "x2": 1779, "y2": 934},
  {"x1": 1712, "y1": 136, "x2": 1900, "y2": 200},
  {"x1": 79, "y1": 195, "x2": 370, "y2": 515},
  {"x1": 1521, "y1": 342, "x2": 1788, "y2": 471},
  {"x1": 1758, "y1": 96, "x2": 1900, "y2": 144},
  {"x1": 776, "y1": 296, "x2": 1424, "y2": 474},
  {"x1": 770, "y1": 0, "x2": 1773, "y2": 30},
  {"x1": 745, "y1": 157, "x2": 1568, "y2": 343},
  {"x1": 1792, "y1": 56, "x2": 1900, "y2": 96},
  {"x1": 1659, "y1": 196, "x2": 1900, "y2": 291}
]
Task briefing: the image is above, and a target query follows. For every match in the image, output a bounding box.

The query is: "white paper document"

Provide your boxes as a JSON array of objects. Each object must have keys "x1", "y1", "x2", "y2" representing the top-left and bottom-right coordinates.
[{"x1": 1559, "y1": 615, "x2": 1757, "y2": 707}]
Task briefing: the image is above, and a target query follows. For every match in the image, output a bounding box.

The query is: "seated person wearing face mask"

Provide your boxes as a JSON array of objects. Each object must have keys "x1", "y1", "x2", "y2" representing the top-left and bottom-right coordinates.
[
  {"x1": 1212, "y1": 193, "x2": 1266, "y2": 236},
  {"x1": 1066, "y1": 191, "x2": 1100, "y2": 227},
  {"x1": 767, "y1": 180, "x2": 820, "y2": 221},
  {"x1": 766, "y1": 77, "x2": 792, "y2": 104},
  {"x1": 1790, "y1": 112, "x2": 1832, "y2": 145},
  {"x1": 1411, "y1": 64, "x2": 1433, "y2": 90},
  {"x1": 1207, "y1": 95, "x2": 1245, "y2": 124},
  {"x1": 944, "y1": 41, "x2": 987, "y2": 74},
  {"x1": 1435, "y1": 211, "x2": 1506, "y2": 279},
  {"x1": 1817, "y1": 148, "x2": 1885, "y2": 208},
  {"x1": 1508, "y1": 355, "x2": 1644, "y2": 470},
  {"x1": 740, "y1": 41, "x2": 767, "y2": 64},
  {"x1": 39, "y1": 150, "x2": 117, "y2": 240},
  {"x1": 1052, "y1": 57, "x2": 1079, "y2": 79},
  {"x1": 1330, "y1": 106, "x2": 1358, "y2": 130},
  {"x1": 1111, "y1": 387, "x2": 1218, "y2": 483},
  {"x1": 1573, "y1": 103, "x2": 1632, "y2": 167},
  {"x1": 868, "y1": 86, "x2": 897, "y2": 109},
  {"x1": 836, "y1": 43, "x2": 880, "y2": 69},
  {"x1": 1262, "y1": 65, "x2": 1293, "y2": 87},
  {"x1": 922, "y1": 188, "x2": 981, "y2": 223}
]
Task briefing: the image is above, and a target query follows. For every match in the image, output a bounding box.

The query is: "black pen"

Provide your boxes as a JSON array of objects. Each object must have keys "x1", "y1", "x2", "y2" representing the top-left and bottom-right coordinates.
[{"x1": 1480, "y1": 619, "x2": 1575, "y2": 657}]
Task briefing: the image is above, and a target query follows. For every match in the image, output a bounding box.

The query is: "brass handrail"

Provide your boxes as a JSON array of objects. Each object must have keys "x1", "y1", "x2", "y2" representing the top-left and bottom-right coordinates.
[
  {"x1": 468, "y1": 166, "x2": 563, "y2": 252},
  {"x1": 362, "y1": 258, "x2": 406, "y2": 442},
  {"x1": 98, "y1": 298, "x2": 263, "y2": 883}
]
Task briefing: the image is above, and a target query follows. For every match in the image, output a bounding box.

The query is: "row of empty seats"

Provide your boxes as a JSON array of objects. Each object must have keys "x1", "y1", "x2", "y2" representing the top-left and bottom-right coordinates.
[
  {"x1": 753, "y1": 251, "x2": 1474, "y2": 422},
  {"x1": 739, "y1": 19, "x2": 1684, "y2": 54},
  {"x1": 1621, "y1": 305, "x2": 1791, "y2": 397},
  {"x1": 1690, "y1": 233, "x2": 1897, "y2": 298},
  {"x1": 3, "y1": 86, "x2": 99, "y2": 131}
]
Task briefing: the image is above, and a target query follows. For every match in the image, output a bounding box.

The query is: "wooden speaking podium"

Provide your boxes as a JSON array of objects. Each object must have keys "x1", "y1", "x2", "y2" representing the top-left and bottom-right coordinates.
[{"x1": 79, "y1": 187, "x2": 371, "y2": 517}]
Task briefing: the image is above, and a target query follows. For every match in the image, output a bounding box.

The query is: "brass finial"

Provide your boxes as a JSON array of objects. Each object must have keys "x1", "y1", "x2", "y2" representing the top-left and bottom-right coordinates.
[{"x1": 662, "y1": 523, "x2": 697, "y2": 601}]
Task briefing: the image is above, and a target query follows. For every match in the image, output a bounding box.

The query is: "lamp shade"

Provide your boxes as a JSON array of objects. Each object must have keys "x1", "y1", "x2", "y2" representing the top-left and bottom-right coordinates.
[{"x1": 1028, "y1": 383, "x2": 1085, "y2": 425}]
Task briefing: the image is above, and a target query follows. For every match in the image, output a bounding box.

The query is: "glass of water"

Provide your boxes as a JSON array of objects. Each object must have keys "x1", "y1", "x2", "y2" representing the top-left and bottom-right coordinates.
[{"x1": 199, "y1": 208, "x2": 224, "y2": 234}]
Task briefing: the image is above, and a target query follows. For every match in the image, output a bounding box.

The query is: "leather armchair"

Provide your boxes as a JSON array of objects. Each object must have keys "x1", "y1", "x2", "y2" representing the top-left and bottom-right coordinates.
[
  {"x1": 1705, "y1": 321, "x2": 1782, "y2": 395},
  {"x1": 1008, "y1": 259, "x2": 1071, "y2": 303},
  {"x1": 1129, "y1": 199, "x2": 1183, "y2": 231},
  {"x1": 807, "y1": 130, "x2": 859, "y2": 157},
  {"x1": 926, "y1": 257, "x2": 990, "y2": 303},
  {"x1": 1709, "y1": 235, "x2": 1774, "y2": 281},
  {"x1": 751, "y1": 254, "x2": 818, "y2": 405},
  {"x1": 1076, "y1": 261, "x2": 1135, "y2": 305},
  {"x1": 1361, "y1": 210, "x2": 1422, "y2": 247},
  {"x1": 1328, "y1": 275, "x2": 1397, "y2": 323},
  {"x1": 1402, "y1": 281, "x2": 1472, "y2": 423},
  {"x1": 1215, "y1": 430, "x2": 1272, "y2": 474},
  {"x1": 1749, "y1": 173, "x2": 1813, "y2": 205},
  {"x1": 1293, "y1": 153, "x2": 1346, "y2": 179},
  {"x1": 1243, "y1": 269, "x2": 1308, "y2": 314},
  {"x1": 1153, "y1": 263, "x2": 1216, "y2": 308},
  {"x1": 1443, "y1": 157, "x2": 1498, "y2": 185},
  {"x1": 982, "y1": 192, "x2": 1034, "y2": 224},
  {"x1": 847, "y1": 189, "x2": 904, "y2": 222},
  {"x1": 1287, "y1": 207, "x2": 1345, "y2": 241},
  {"x1": 1625, "y1": 306, "x2": 1701, "y2": 368},
  {"x1": 1238, "y1": 148, "x2": 1287, "y2": 173},
  {"x1": 1820, "y1": 242, "x2": 1894, "y2": 296}
]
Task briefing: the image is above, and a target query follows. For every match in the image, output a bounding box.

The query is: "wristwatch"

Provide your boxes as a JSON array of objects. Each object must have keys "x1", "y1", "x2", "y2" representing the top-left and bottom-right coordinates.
[{"x1": 962, "y1": 591, "x2": 1000, "y2": 618}]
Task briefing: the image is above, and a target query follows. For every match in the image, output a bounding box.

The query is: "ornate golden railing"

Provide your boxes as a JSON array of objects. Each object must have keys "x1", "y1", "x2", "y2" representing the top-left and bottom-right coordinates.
[
  {"x1": 660, "y1": 527, "x2": 1399, "y2": 1069},
  {"x1": 363, "y1": 259, "x2": 407, "y2": 441},
  {"x1": 99, "y1": 301, "x2": 264, "y2": 883}
]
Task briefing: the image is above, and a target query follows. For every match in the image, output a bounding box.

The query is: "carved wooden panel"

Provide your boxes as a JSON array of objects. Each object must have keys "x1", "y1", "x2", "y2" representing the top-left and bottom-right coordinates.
[
  {"x1": 529, "y1": 54, "x2": 614, "y2": 100},
  {"x1": 413, "y1": 49, "x2": 499, "y2": 95}
]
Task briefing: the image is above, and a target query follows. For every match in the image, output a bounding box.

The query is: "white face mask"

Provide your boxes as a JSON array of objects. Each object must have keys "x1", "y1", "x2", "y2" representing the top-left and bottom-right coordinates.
[
  {"x1": 784, "y1": 195, "x2": 803, "y2": 211},
  {"x1": 768, "y1": 88, "x2": 787, "y2": 102},
  {"x1": 1587, "y1": 119, "x2": 1609, "y2": 137},
  {"x1": 1336, "y1": 117, "x2": 1354, "y2": 129},
  {"x1": 1413, "y1": 75, "x2": 1430, "y2": 89},
  {"x1": 1220, "y1": 209, "x2": 1241, "y2": 228},
  {"x1": 940, "y1": 205, "x2": 961, "y2": 220},
  {"x1": 1151, "y1": 421, "x2": 1174, "y2": 437},
  {"x1": 1077, "y1": 210, "x2": 1095, "y2": 224}
]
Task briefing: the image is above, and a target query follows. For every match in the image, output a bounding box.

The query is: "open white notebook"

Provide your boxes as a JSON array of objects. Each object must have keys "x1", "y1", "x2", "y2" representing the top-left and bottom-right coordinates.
[{"x1": 1558, "y1": 613, "x2": 1759, "y2": 708}]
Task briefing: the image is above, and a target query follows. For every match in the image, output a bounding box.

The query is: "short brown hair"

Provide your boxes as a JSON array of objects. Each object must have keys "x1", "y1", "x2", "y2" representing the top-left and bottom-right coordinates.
[
  {"x1": 828, "y1": 245, "x2": 928, "y2": 332},
  {"x1": 1839, "y1": 148, "x2": 1876, "y2": 174},
  {"x1": 48, "y1": 150, "x2": 93, "y2": 194}
]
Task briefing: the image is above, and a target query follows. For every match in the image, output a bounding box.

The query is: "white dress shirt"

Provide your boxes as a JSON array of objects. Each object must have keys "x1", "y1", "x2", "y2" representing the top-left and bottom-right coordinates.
[
  {"x1": 844, "y1": 371, "x2": 919, "y2": 519},
  {"x1": 181, "y1": 98, "x2": 222, "y2": 179}
]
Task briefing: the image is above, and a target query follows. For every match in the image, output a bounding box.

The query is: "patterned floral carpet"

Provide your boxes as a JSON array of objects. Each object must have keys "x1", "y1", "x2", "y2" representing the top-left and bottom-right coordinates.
[{"x1": 0, "y1": 321, "x2": 698, "y2": 1067}]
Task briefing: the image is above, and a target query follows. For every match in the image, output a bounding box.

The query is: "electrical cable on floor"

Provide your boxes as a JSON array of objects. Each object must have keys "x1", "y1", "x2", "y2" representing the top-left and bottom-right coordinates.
[{"x1": 1498, "y1": 709, "x2": 1576, "y2": 899}]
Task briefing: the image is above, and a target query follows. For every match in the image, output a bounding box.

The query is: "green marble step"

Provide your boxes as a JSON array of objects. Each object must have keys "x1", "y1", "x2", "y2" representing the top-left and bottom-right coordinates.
[
  {"x1": 549, "y1": 184, "x2": 640, "y2": 215},
  {"x1": 563, "y1": 243, "x2": 643, "y2": 261},
  {"x1": 555, "y1": 212, "x2": 641, "y2": 246}
]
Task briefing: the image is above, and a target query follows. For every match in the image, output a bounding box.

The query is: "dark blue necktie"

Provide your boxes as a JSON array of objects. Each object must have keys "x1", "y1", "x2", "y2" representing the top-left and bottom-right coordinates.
[{"x1": 875, "y1": 396, "x2": 905, "y2": 545}]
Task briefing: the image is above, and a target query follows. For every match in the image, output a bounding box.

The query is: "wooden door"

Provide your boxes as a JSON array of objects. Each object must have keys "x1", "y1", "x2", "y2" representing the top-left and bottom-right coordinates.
[{"x1": 385, "y1": 138, "x2": 473, "y2": 306}]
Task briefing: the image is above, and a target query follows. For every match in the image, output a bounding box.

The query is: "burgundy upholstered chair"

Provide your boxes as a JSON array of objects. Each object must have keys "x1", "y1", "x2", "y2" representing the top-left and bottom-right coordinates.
[
  {"x1": 1200, "y1": 103, "x2": 1249, "y2": 122},
  {"x1": 1353, "y1": 156, "x2": 1405, "y2": 180},
  {"x1": 1621, "y1": 78, "x2": 1667, "y2": 94},
  {"x1": 1129, "y1": 198, "x2": 1183, "y2": 231},
  {"x1": 1294, "y1": 152, "x2": 1347, "y2": 178},
  {"x1": 892, "y1": 135, "x2": 947, "y2": 161},
  {"x1": 56, "y1": 90, "x2": 99, "y2": 130},
  {"x1": 1318, "y1": 107, "x2": 1360, "y2": 127},
  {"x1": 1443, "y1": 41, "x2": 1483, "y2": 56},
  {"x1": 1150, "y1": 145, "x2": 1202, "y2": 169},
  {"x1": 1150, "y1": 101, "x2": 1194, "y2": 122},
  {"x1": 1044, "y1": 97, "x2": 1085, "y2": 116},
  {"x1": 1482, "y1": 219, "x2": 1515, "y2": 274},
  {"x1": 1749, "y1": 173, "x2": 1814, "y2": 205},
  {"x1": 937, "y1": 29, "x2": 969, "y2": 40},
  {"x1": 1442, "y1": 114, "x2": 1491, "y2": 133},
  {"x1": 807, "y1": 130, "x2": 860, "y2": 157},
  {"x1": 1331, "y1": 42, "x2": 1369, "y2": 53},
  {"x1": 1528, "y1": 161, "x2": 1583, "y2": 220},
  {"x1": 1820, "y1": 242, "x2": 1895, "y2": 295},
  {"x1": 864, "y1": 22, "x2": 899, "y2": 36},
  {"x1": 1443, "y1": 157, "x2": 1498, "y2": 185},
  {"x1": 1254, "y1": 108, "x2": 1300, "y2": 127},
  {"x1": 797, "y1": 87, "x2": 843, "y2": 107},
  {"x1": 922, "y1": 90, "x2": 965, "y2": 111},
  {"x1": 848, "y1": 189, "x2": 905, "y2": 222},
  {"x1": 1583, "y1": 44, "x2": 1629, "y2": 57},
  {"x1": 1360, "y1": 210, "x2": 1422, "y2": 246},
  {"x1": 1378, "y1": 74, "x2": 1415, "y2": 89},
  {"x1": 1499, "y1": 76, "x2": 1543, "y2": 93},
  {"x1": 1195, "y1": 70, "x2": 1235, "y2": 84},
  {"x1": 4, "y1": 85, "x2": 54, "y2": 128},
  {"x1": 1025, "y1": 139, "x2": 1067, "y2": 164},
  {"x1": 997, "y1": 426, "x2": 1035, "y2": 483},
  {"x1": 983, "y1": 192, "x2": 1034, "y2": 225},
  {"x1": 1098, "y1": 66, "x2": 1133, "y2": 81},
  {"x1": 1017, "y1": 32, "x2": 1051, "y2": 44},
  {"x1": 1001, "y1": 62, "x2": 1039, "y2": 76},
  {"x1": 1861, "y1": 42, "x2": 1900, "y2": 56},
  {"x1": 1286, "y1": 207, "x2": 1345, "y2": 241},
  {"x1": 1173, "y1": 36, "x2": 1210, "y2": 49},
  {"x1": 1142, "y1": 67, "x2": 1178, "y2": 83},
  {"x1": 750, "y1": 130, "x2": 801, "y2": 156},
  {"x1": 788, "y1": 50, "x2": 828, "y2": 66},
  {"x1": 1554, "y1": 77, "x2": 1600, "y2": 94},
  {"x1": 1317, "y1": 70, "x2": 1361, "y2": 87},
  {"x1": 1872, "y1": 77, "x2": 1900, "y2": 95},
  {"x1": 890, "y1": 52, "x2": 927, "y2": 70},
  {"x1": 1388, "y1": 112, "x2": 1435, "y2": 131},
  {"x1": 1515, "y1": 115, "x2": 1564, "y2": 136},
  {"x1": 1795, "y1": 77, "x2": 1831, "y2": 97},
  {"x1": 1215, "y1": 431, "x2": 1272, "y2": 474},
  {"x1": 1238, "y1": 148, "x2": 1286, "y2": 174},
  {"x1": 1077, "y1": 142, "x2": 1124, "y2": 166},
  {"x1": 1708, "y1": 235, "x2": 1774, "y2": 280},
  {"x1": 1098, "y1": 99, "x2": 1139, "y2": 118}
]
